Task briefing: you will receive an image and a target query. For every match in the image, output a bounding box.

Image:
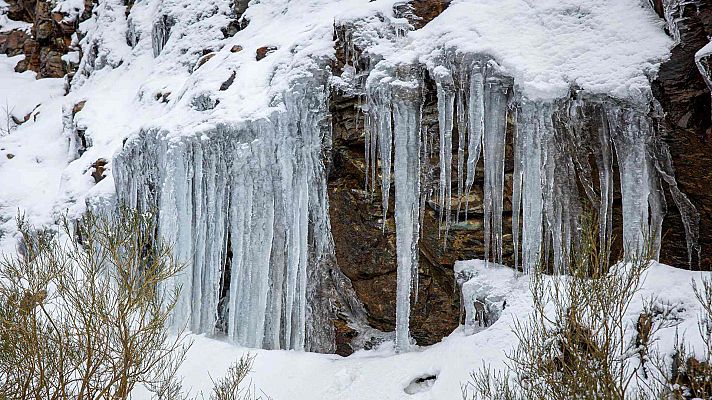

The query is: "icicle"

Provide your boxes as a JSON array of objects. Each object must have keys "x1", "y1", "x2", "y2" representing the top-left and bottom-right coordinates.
[
  {"x1": 482, "y1": 73, "x2": 509, "y2": 266},
  {"x1": 384, "y1": 69, "x2": 422, "y2": 353},
  {"x1": 541, "y1": 110, "x2": 563, "y2": 273},
  {"x1": 152, "y1": 15, "x2": 174, "y2": 57},
  {"x1": 365, "y1": 102, "x2": 379, "y2": 193},
  {"x1": 433, "y1": 66, "x2": 455, "y2": 241},
  {"x1": 365, "y1": 75, "x2": 394, "y2": 228},
  {"x1": 515, "y1": 103, "x2": 545, "y2": 274},
  {"x1": 453, "y1": 68, "x2": 468, "y2": 220},
  {"x1": 608, "y1": 107, "x2": 652, "y2": 258},
  {"x1": 455, "y1": 77, "x2": 467, "y2": 220},
  {"x1": 596, "y1": 106, "x2": 614, "y2": 262},
  {"x1": 465, "y1": 62, "x2": 485, "y2": 216}
]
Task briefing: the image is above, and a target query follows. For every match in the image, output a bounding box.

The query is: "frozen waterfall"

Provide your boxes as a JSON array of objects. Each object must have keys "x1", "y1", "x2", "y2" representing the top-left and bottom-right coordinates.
[
  {"x1": 112, "y1": 40, "x2": 700, "y2": 353},
  {"x1": 364, "y1": 56, "x2": 700, "y2": 350},
  {"x1": 114, "y1": 84, "x2": 334, "y2": 351},
  {"x1": 365, "y1": 65, "x2": 424, "y2": 353}
]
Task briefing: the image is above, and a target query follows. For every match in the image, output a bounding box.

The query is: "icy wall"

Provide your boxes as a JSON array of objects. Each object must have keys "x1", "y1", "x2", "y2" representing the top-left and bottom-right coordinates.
[
  {"x1": 47, "y1": 0, "x2": 699, "y2": 353},
  {"x1": 335, "y1": 1, "x2": 701, "y2": 351},
  {"x1": 361, "y1": 56, "x2": 684, "y2": 352},
  {"x1": 114, "y1": 82, "x2": 340, "y2": 351}
]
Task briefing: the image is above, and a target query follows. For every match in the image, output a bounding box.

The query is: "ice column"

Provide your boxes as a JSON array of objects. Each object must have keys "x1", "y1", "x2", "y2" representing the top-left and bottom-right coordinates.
[
  {"x1": 514, "y1": 103, "x2": 545, "y2": 274},
  {"x1": 607, "y1": 107, "x2": 651, "y2": 256},
  {"x1": 114, "y1": 82, "x2": 331, "y2": 351},
  {"x1": 465, "y1": 62, "x2": 485, "y2": 217},
  {"x1": 366, "y1": 65, "x2": 423, "y2": 353},
  {"x1": 482, "y1": 75, "x2": 510, "y2": 266},
  {"x1": 392, "y1": 76, "x2": 423, "y2": 353},
  {"x1": 433, "y1": 66, "x2": 454, "y2": 239}
]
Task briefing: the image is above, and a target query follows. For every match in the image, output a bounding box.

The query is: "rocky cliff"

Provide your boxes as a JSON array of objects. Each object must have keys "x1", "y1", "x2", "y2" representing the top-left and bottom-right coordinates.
[{"x1": 0, "y1": 0, "x2": 709, "y2": 355}]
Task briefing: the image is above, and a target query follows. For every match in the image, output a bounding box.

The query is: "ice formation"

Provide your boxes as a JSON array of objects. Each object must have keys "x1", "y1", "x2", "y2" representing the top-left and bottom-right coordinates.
[
  {"x1": 37, "y1": 0, "x2": 697, "y2": 354},
  {"x1": 364, "y1": 54, "x2": 700, "y2": 346},
  {"x1": 454, "y1": 260, "x2": 511, "y2": 335},
  {"x1": 365, "y1": 64, "x2": 424, "y2": 352},
  {"x1": 115, "y1": 82, "x2": 333, "y2": 351}
]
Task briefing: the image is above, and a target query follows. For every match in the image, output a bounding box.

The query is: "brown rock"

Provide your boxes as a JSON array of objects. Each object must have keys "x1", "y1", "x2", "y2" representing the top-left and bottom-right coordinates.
[
  {"x1": 393, "y1": 0, "x2": 451, "y2": 30},
  {"x1": 39, "y1": 47, "x2": 67, "y2": 77},
  {"x1": 6, "y1": 154, "x2": 15, "y2": 159},
  {"x1": 193, "y1": 52, "x2": 215, "y2": 71},
  {"x1": 1, "y1": 0, "x2": 88, "y2": 79},
  {"x1": 219, "y1": 70, "x2": 236, "y2": 91},
  {"x1": 32, "y1": 2, "x2": 54, "y2": 42},
  {"x1": 72, "y1": 100, "x2": 86, "y2": 115},
  {"x1": 0, "y1": 29, "x2": 30, "y2": 57},
  {"x1": 91, "y1": 158, "x2": 107, "y2": 183},
  {"x1": 255, "y1": 46, "x2": 277, "y2": 61},
  {"x1": 7, "y1": 0, "x2": 35, "y2": 22},
  {"x1": 333, "y1": 318, "x2": 358, "y2": 356},
  {"x1": 230, "y1": 44, "x2": 243, "y2": 53},
  {"x1": 10, "y1": 107, "x2": 34, "y2": 126},
  {"x1": 652, "y1": 0, "x2": 712, "y2": 268}
]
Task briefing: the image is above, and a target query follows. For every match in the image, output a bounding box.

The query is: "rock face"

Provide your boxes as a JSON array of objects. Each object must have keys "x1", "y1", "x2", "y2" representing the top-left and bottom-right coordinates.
[
  {"x1": 327, "y1": 0, "x2": 712, "y2": 354},
  {"x1": 0, "y1": 0, "x2": 87, "y2": 79},
  {"x1": 653, "y1": 0, "x2": 712, "y2": 268},
  {"x1": 2, "y1": 0, "x2": 710, "y2": 355}
]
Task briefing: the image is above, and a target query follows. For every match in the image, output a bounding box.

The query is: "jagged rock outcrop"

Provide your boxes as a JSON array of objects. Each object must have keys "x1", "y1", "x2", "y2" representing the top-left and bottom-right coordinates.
[
  {"x1": 653, "y1": 0, "x2": 712, "y2": 268},
  {"x1": 0, "y1": 0, "x2": 88, "y2": 78}
]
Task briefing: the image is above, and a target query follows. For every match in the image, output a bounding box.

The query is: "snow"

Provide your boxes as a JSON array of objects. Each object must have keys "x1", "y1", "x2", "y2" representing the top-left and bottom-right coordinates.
[
  {"x1": 0, "y1": 55, "x2": 66, "y2": 250},
  {"x1": 0, "y1": 0, "x2": 673, "y2": 244},
  {"x1": 128, "y1": 260, "x2": 710, "y2": 400},
  {"x1": 411, "y1": 0, "x2": 672, "y2": 103},
  {"x1": 0, "y1": 0, "x2": 30, "y2": 32}
]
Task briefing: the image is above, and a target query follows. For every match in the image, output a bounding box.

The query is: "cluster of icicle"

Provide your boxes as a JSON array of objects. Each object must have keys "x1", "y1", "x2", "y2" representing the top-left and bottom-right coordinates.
[
  {"x1": 364, "y1": 55, "x2": 698, "y2": 352},
  {"x1": 114, "y1": 82, "x2": 334, "y2": 352}
]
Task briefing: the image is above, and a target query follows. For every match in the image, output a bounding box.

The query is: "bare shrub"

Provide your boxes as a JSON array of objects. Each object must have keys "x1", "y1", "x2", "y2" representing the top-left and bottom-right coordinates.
[
  {"x1": 208, "y1": 354, "x2": 268, "y2": 400},
  {"x1": 0, "y1": 207, "x2": 190, "y2": 400},
  {"x1": 465, "y1": 216, "x2": 658, "y2": 400},
  {"x1": 654, "y1": 276, "x2": 712, "y2": 399},
  {"x1": 0, "y1": 100, "x2": 16, "y2": 136}
]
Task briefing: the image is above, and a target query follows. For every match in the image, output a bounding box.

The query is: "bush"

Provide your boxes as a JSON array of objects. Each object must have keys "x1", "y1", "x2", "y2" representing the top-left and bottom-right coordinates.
[
  {"x1": 0, "y1": 207, "x2": 190, "y2": 400},
  {"x1": 209, "y1": 354, "x2": 269, "y2": 400},
  {"x1": 660, "y1": 276, "x2": 712, "y2": 399},
  {"x1": 465, "y1": 216, "x2": 659, "y2": 400}
]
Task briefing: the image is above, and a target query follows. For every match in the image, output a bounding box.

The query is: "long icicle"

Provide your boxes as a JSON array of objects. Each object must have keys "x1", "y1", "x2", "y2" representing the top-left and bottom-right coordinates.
[
  {"x1": 465, "y1": 61, "x2": 484, "y2": 218},
  {"x1": 482, "y1": 73, "x2": 509, "y2": 266},
  {"x1": 434, "y1": 66, "x2": 455, "y2": 243}
]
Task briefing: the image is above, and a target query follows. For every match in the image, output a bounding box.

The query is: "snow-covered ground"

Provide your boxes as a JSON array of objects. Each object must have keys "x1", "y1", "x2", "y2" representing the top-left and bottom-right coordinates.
[
  {"x1": 0, "y1": 55, "x2": 66, "y2": 246},
  {"x1": 127, "y1": 261, "x2": 708, "y2": 400}
]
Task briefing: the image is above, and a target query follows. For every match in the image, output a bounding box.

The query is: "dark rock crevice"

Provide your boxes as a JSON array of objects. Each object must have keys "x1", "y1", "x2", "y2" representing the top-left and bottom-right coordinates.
[{"x1": 653, "y1": 0, "x2": 712, "y2": 268}]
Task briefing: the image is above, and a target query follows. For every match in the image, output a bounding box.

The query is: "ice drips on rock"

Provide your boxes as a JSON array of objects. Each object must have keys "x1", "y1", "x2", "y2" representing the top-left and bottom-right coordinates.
[{"x1": 363, "y1": 54, "x2": 700, "y2": 345}]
